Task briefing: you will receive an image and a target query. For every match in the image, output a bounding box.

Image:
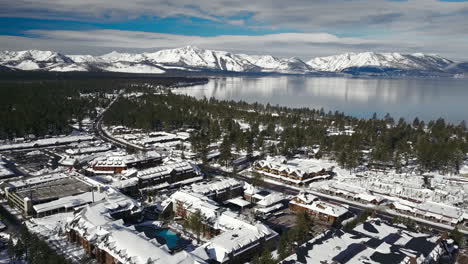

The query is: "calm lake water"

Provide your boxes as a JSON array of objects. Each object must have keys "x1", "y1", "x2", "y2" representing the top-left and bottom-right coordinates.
[{"x1": 176, "y1": 76, "x2": 468, "y2": 124}]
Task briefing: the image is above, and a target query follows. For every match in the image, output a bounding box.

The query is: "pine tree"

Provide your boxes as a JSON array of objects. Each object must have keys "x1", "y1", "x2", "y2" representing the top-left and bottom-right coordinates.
[
  {"x1": 277, "y1": 231, "x2": 291, "y2": 260},
  {"x1": 219, "y1": 135, "x2": 232, "y2": 167},
  {"x1": 449, "y1": 227, "x2": 464, "y2": 247},
  {"x1": 251, "y1": 172, "x2": 265, "y2": 188}
]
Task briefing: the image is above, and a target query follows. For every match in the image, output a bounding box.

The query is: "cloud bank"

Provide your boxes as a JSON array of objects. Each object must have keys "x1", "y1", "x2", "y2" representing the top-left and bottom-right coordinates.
[{"x1": 0, "y1": 0, "x2": 467, "y2": 59}]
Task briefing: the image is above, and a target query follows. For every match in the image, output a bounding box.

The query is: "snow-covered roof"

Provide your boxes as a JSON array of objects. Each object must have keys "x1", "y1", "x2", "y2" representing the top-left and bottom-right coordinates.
[
  {"x1": 137, "y1": 161, "x2": 196, "y2": 180},
  {"x1": 322, "y1": 180, "x2": 367, "y2": 195},
  {"x1": 190, "y1": 178, "x2": 243, "y2": 195},
  {"x1": 65, "y1": 144, "x2": 112, "y2": 155},
  {"x1": 205, "y1": 223, "x2": 275, "y2": 263},
  {"x1": 255, "y1": 192, "x2": 286, "y2": 207},
  {"x1": 92, "y1": 151, "x2": 162, "y2": 168},
  {"x1": 7, "y1": 173, "x2": 69, "y2": 189},
  {"x1": 33, "y1": 190, "x2": 107, "y2": 214},
  {"x1": 417, "y1": 201, "x2": 464, "y2": 220},
  {"x1": 67, "y1": 194, "x2": 202, "y2": 264},
  {"x1": 226, "y1": 197, "x2": 251, "y2": 208},
  {"x1": 165, "y1": 189, "x2": 277, "y2": 263},
  {"x1": 392, "y1": 201, "x2": 416, "y2": 213},
  {"x1": 355, "y1": 193, "x2": 382, "y2": 202},
  {"x1": 243, "y1": 183, "x2": 259, "y2": 195},
  {"x1": 0, "y1": 135, "x2": 94, "y2": 150},
  {"x1": 290, "y1": 199, "x2": 348, "y2": 218},
  {"x1": 111, "y1": 177, "x2": 139, "y2": 189},
  {"x1": 170, "y1": 190, "x2": 219, "y2": 220},
  {"x1": 295, "y1": 191, "x2": 318, "y2": 204},
  {"x1": 281, "y1": 219, "x2": 444, "y2": 264},
  {"x1": 255, "y1": 156, "x2": 330, "y2": 176},
  {"x1": 255, "y1": 203, "x2": 283, "y2": 214}
]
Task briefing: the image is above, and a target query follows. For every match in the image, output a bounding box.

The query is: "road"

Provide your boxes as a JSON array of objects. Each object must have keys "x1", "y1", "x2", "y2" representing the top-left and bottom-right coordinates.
[{"x1": 93, "y1": 92, "x2": 145, "y2": 151}]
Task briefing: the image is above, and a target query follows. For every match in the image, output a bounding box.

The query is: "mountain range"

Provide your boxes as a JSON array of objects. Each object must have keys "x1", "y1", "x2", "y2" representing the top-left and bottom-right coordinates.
[{"x1": 1, "y1": 46, "x2": 467, "y2": 77}]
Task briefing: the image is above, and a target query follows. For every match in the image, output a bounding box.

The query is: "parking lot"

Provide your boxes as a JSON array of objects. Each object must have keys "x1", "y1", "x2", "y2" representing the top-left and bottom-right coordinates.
[
  {"x1": 3, "y1": 149, "x2": 62, "y2": 175},
  {"x1": 264, "y1": 208, "x2": 334, "y2": 235}
]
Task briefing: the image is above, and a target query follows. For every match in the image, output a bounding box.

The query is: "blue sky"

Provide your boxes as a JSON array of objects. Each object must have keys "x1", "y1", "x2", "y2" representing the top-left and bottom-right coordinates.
[{"x1": 0, "y1": 0, "x2": 467, "y2": 59}]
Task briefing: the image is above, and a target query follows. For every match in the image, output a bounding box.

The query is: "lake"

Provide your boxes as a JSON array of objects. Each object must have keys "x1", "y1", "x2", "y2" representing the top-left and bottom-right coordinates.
[{"x1": 176, "y1": 76, "x2": 468, "y2": 124}]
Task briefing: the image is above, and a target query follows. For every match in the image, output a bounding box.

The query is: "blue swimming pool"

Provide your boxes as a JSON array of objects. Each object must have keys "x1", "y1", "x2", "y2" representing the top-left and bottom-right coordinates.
[{"x1": 155, "y1": 229, "x2": 179, "y2": 249}]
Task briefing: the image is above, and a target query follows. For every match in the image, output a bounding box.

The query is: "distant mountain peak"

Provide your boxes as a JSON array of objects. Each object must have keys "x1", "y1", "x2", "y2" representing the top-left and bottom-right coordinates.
[
  {"x1": 307, "y1": 51, "x2": 453, "y2": 72},
  {"x1": 0, "y1": 47, "x2": 464, "y2": 77}
]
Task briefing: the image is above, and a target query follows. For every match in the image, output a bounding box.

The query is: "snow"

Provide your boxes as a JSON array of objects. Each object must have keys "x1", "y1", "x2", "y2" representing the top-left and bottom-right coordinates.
[
  {"x1": 290, "y1": 199, "x2": 348, "y2": 218},
  {"x1": 99, "y1": 51, "x2": 146, "y2": 63},
  {"x1": 255, "y1": 192, "x2": 286, "y2": 207},
  {"x1": 0, "y1": 135, "x2": 94, "y2": 151},
  {"x1": 6, "y1": 172, "x2": 69, "y2": 188},
  {"x1": 205, "y1": 223, "x2": 275, "y2": 263},
  {"x1": 0, "y1": 48, "x2": 460, "y2": 75},
  {"x1": 307, "y1": 52, "x2": 453, "y2": 72},
  {"x1": 226, "y1": 197, "x2": 251, "y2": 207},
  {"x1": 33, "y1": 190, "x2": 107, "y2": 214},
  {"x1": 13, "y1": 60, "x2": 40, "y2": 70},
  {"x1": 66, "y1": 196, "x2": 202, "y2": 264},
  {"x1": 27, "y1": 212, "x2": 88, "y2": 263},
  {"x1": 170, "y1": 190, "x2": 219, "y2": 220},
  {"x1": 102, "y1": 62, "x2": 165, "y2": 74},
  {"x1": 136, "y1": 160, "x2": 196, "y2": 180},
  {"x1": 144, "y1": 45, "x2": 258, "y2": 72},
  {"x1": 190, "y1": 177, "x2": 243, "y2": 196},
  {"x1": 49, "y1": 63, "x2": 87, "y2": 72},
  {"x1": 281, "y1": 219, "x2": 445, "y2": 264}
]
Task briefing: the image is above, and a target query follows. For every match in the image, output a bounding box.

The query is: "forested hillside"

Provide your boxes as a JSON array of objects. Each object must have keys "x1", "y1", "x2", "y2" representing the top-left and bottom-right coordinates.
[{"x1": 0, "y1": 75, "x2": 207, "y2": 139}]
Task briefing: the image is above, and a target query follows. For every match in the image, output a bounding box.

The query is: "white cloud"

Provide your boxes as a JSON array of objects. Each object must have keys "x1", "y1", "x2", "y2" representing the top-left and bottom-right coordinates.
[
  {"x1": 1, "y1": 29, "x2": 467, "y2": 60},
  {"x1": 0, "y1": 0, "x2": 468, "y2": 59}
]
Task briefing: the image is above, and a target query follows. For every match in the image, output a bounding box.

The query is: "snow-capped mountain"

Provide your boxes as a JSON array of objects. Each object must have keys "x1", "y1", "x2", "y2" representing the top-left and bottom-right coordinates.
[
  {"x1": 0, "y1": 47, "x2": 464, "y2": 77},
  {"x1": 307, "y1": 52, "x2": 453, "y2": 72},
  {"x1": 0, "y1": 50, "x2": 78, "y2": 71}
]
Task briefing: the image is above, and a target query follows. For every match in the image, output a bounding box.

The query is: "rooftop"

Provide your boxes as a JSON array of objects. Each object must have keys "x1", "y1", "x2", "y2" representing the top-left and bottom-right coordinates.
[
  {"x1": 67, "y1": 194, "x2": 201, "y2": 264},
  {"x1": 281, "y1": 219, "x2": 446, "y2": 264},
  {"x1": 9, "y1": 174, "x2": 92, "y2": 202},
  {"x1": 33, "y1": 189, "x2": 108, "y2": 214},
  {"x1": 190, "y1": 177, "x2": 243, "y2": 195}
]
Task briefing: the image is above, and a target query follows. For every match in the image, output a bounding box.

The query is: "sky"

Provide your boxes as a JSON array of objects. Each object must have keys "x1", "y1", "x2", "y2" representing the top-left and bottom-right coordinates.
[{"x1": 0, "y1": 0, "x2": 468, "y2": 60}]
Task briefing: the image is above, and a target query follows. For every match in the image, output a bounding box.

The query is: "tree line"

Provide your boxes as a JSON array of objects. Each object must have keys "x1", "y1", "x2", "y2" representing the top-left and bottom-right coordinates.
[{"x1": 0, "y1": 76, "x2": 206, "y2": 140}]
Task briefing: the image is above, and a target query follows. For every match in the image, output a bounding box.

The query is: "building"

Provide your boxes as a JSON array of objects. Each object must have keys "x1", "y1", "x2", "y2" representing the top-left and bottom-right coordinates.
[
  {"x1": 167, "y1": 190, "x2": 278, "y2": 263},
  {"x1": 0, "y1": 135, "x2": 94, "y2": 151},
  {"x1": 289, "y1": 191, "x2": 349, "y2": 224},
  {"x1": 280, "y1": 218, "x2": 456, "y2": 264},
  {"x1": 254, "y1": 191, "x2": 287, "y2": 218},
  {"x1": 189, "y1": 177, "x2": 244, "y2": 203},
  {"x1": 65, "y1": 195, "x2": 203, "y2": 264},
  {"x1": 137, "y1": 161, "x2": 202, "y2": 191},
  {"x1": 252, "y1": 157, "x2": 333, "y2": 185},
  {"x1": 33, "y1": 189, "x2": 106, "y2": 218},
  {"x1": 89, "y1": 151, "x2": 163, "y2": 175},
  {"x1": 320, "y1": 180, "x2": 383, "y2": 205},
  {"x1": 4, "y1": 173, "x2": 94, "y2": 216},
  {"x1": 390, "y1": 200, "x2": 468, "y2": 227},
  {"x1": 65, "y1": 143, "x2": 113, "y2": 156}
]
